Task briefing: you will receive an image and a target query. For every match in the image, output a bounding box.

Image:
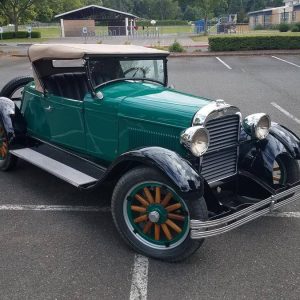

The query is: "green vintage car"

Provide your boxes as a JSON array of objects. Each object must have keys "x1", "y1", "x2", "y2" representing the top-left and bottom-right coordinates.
[{"x1": 0, "y1": 44, "x2": 299, "y2": 262}]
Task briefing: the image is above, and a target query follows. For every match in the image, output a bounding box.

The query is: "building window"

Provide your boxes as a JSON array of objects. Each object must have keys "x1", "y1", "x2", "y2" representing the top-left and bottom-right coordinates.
[
  {"x1": 254, "y1": 15, "x2": 259, "y2": 25},
  {"x1": 264, "y1": 15, "x2": 271, "y2": 25},
  {"x1": 292, "y1": 11, "x2": 296, "y2": 22},
  {"x1": 280, "y1": 12, "x2": 289, "y2": 22}
]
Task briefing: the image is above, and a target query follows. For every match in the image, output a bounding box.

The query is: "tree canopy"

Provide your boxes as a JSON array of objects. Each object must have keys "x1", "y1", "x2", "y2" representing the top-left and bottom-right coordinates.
[{"x1": 0, "y1": 0, "x2": 285, "y2": 28}]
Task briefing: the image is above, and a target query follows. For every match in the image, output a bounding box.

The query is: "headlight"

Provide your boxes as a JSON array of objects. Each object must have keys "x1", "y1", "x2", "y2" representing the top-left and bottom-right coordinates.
[
  {"x1": 180, "y1": 126, "x2": 210, "y2": 157},
  {"x1": 243, "y1": 113, "x2": 271, "y2": 140}
]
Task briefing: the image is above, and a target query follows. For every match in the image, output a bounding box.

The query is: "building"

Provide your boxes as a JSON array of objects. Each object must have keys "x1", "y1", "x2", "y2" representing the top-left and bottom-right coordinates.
[
  {"x1": 248, "y1": 0, "x2": 300, "y2": 28},
  {"x1": 55, "y1": 5, "x2": 138, "y2": 37}
]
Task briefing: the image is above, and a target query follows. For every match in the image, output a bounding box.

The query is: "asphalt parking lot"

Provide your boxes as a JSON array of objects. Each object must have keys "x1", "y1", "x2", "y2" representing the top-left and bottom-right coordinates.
[{"x1": 0, "y1": 54, "x2": 299, "y2": 300}]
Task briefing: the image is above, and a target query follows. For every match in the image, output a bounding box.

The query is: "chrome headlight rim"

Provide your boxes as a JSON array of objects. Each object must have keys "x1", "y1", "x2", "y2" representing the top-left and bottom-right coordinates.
[
  {"x1": 180, "y1": 126, "x2": 210, "y2": 157},
  {"x1": 243, "y1": 113, "x2": 271, "y2": 140}
]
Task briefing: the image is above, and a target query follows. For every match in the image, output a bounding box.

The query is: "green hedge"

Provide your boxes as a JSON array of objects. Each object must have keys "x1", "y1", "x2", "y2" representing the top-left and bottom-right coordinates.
[
  {"x1": 0, "y1": 31, "x2": 41, "y2": 39},
  {"x1": 209, "y1": 35, "x2": 300, "y2": 51}
]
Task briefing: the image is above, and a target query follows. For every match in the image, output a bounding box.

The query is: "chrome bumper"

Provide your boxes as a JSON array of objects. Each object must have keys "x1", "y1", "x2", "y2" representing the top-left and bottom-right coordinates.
[{"x1": 190, "y1": 183, "x2": 300, "y2": 239}]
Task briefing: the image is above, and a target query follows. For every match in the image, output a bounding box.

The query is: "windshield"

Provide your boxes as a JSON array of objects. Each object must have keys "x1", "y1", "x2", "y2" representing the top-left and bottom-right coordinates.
[{"x1": 88, "y1": 58, "x2": 166, "y2": 88}]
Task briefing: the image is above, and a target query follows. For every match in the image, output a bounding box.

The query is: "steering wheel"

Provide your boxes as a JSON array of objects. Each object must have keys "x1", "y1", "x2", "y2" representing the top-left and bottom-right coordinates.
[{"x1": 124, "y1": 67, "x2": 146, "y2": 78}]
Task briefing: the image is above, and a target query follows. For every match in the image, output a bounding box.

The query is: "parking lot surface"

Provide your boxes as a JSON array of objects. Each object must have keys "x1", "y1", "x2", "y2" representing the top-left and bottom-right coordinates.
[{"x1": 0, "y1": 54, "x2": 299, "y2": 300}]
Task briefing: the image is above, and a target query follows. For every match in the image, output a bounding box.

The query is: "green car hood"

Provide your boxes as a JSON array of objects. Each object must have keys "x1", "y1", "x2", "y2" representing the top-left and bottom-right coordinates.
[{"x1": 116, "y1": 82, "x2": 212, "y2": 128}]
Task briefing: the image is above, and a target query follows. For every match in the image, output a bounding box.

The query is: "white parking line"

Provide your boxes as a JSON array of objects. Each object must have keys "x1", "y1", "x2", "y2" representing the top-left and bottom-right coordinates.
[
  {"x1": 271, "y1": 56, "x2": 300, "y2": 68},
  {"x1": 267, "y1": 212, "x2": 300, "y2": 218},
  {"x1": 0, "y1": 204, "x2": 111, "y2": 212},
  {"x1": 129, "y1": 254, "x2": 149, "y2": 300},
  {"x1": 271, "y1": 102, "x2": 300, "y2": 125},
  {"x1": 216, "y1": 57, "x2": 232, "y2": 70}
]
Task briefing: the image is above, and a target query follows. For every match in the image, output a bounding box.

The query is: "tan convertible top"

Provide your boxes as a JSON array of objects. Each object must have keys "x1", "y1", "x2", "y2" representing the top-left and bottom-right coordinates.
[{"x1": 28, "y1": 44, "x2": 169, "y2": 62}]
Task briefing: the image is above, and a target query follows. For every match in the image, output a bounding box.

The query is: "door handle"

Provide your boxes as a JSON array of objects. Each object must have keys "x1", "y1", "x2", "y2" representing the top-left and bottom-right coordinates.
[{"x1": 44, "y1": 105, "x2": 53, "y2": 112}]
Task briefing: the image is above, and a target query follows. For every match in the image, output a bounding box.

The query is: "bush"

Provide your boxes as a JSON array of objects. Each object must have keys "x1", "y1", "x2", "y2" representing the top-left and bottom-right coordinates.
[
  {"x1": 30, "y1": 31, "x2": 41, "y2": 38},
  {"x1": 168, "y1": 40, "x2": 185, "y2": 52},
  {"x1": 209, "y1": 35, "x2": 300, "y2": 51},
  {"x1": 0, "y1": 31, "x2": 41, "y2": 39},
  {"x1": 279, "y1": 23, "x2": 289, "y2": 32},
  {"x1": 291, "y1": 25, "x2": 300, "y2": 32},
  {"x1": 295, "y1": 22, "x2": 300, "y2": 31},
  {"x1": 254, "y1": 24, "x2": 264, "y2": 30}
]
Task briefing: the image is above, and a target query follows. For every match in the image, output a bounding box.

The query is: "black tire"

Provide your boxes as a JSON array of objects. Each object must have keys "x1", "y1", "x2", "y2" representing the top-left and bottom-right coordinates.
[
  {"x1": 0, "y1": 121, "x2": 18, "y2": 171},
  {"x1": 273, "y1": 154, "x2": 300, "y2": 185},
  {"x1": 111, "y1": 166, "x2": 208, "y2": 262},
  {"x1": 0, "y1": 76, "x2": 34, "y2": 107}
]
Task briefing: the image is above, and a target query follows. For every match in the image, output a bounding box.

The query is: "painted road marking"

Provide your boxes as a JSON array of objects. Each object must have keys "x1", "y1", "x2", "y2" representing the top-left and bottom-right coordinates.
[
  {"x1": 271, "y1": 102, "x2": 300, "y2": 125},
  {"x1": 0, "y1": 204, "x2": 111, "y2": 212},
  {"x1": 129, "y1": 254, "x2": 149, "y2": 300},
  {"x1": 0, "y1": 205, "x2": 299, "y2": 219},
  {"x1": 216, "y1": 57, "x2": 232, "y2": 70},
  {"x1": 271, "y1": 56, "x2": 300, "y2": 68},
  {"x1": 266, "y1": 212, "x2": 300, "y2": 218}
]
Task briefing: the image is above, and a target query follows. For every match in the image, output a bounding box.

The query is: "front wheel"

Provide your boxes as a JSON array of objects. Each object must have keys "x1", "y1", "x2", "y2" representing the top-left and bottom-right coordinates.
[{"x1": 111, "y1": 167, "x2": 208, "y2": 262}]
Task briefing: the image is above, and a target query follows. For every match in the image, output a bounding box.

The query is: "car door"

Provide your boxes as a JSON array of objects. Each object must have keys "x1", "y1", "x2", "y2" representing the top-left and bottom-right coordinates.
[{"x1": 43, "y1": 94, "x2": 86, "y2": 152}]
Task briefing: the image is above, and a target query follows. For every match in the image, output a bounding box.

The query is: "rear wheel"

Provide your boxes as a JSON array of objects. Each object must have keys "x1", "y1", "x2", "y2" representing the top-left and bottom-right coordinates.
[
  {"x1": 111, "y1": 167, "x2": 208, "y2": 262},
  {"x1": 0, "y1": 76, "x2": 34, "y2": 108},
  {"x1": 0, "y1": 122, "x2": 17, "y2": 171}
]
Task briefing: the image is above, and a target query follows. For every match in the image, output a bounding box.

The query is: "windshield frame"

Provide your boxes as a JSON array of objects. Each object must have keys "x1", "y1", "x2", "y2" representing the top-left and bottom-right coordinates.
[{"x1": 85, "y1": 56, "x2": 168, "y2": 96}]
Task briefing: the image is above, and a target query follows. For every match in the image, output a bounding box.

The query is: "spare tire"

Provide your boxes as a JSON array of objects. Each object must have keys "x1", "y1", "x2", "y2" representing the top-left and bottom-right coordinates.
[{"x1": 0, "y1": 76, "x2": 34, "y2": 108}]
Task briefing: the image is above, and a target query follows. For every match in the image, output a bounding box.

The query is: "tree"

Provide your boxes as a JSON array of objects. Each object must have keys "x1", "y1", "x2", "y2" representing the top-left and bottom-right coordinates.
[{"x1": 0, "y1": 0, "x2": 38, "y2": 32}]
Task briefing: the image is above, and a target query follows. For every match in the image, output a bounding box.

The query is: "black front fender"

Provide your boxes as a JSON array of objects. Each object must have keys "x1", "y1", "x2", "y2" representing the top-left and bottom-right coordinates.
[
  {"x1": 0, "y1": 97, "x2": 27, "y2": 147},
  {"x1": 239, "y1": 123, "x2": 299, "y2": 185},
  {"x1": 106, "y1": 147, "x2": 204, "y2": 194}
]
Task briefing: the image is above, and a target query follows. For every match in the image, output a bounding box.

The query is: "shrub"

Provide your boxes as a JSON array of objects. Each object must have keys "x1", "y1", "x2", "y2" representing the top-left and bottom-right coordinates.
[
  {"x1": 295, "y1": 22, "x2": 300, "y2": 31},
  {"x1": 0, "y1": 31, "x2": 41, "y2": 39},
  {"x1": 30, "y1": 31, "x2": 41, "y2": 38},
  {"x1": 291, "y1": 25, "x2": 299, "y2": 32},
  {"x1": 15, "y1": 31, "x2": 28, "y2": 38},
  {"x1": 254, "y1": 24, "x2": 264, "y2": 30},
  {"x1": 209, "y1": 35, "x2": 300, "y2": 52},
  {"x1": 279, "y1": 23, "x2": 289, "y2": 32},
  {"x1": 168, "y1": 40, "x2": 185, "y2": 52}
]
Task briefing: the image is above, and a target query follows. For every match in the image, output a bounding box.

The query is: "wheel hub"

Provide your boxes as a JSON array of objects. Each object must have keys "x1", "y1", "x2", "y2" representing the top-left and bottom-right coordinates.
[{"x1": 149, "y1": 211, "x2": 160, "y2": 223}]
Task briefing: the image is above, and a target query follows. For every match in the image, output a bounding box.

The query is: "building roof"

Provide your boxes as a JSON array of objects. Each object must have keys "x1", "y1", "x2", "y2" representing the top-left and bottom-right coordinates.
[
  {"x1": 28, "y1": 44, "x2": 169, "y2": 62},
  {"x1": 55, "y1": 5, "x2": 138, "y2": 19},
  {"x1": 248, "y1": 6, "x2": 288, "y2": 15}
]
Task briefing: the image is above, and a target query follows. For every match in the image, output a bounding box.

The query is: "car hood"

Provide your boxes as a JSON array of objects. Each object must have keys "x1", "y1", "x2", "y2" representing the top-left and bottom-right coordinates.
[{"x1": 113, "y1": 81, "x2": 212, "y2": 128}]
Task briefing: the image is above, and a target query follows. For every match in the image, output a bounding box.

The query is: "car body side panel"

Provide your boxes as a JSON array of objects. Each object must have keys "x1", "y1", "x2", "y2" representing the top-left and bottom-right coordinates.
[
  {"x1": 43, "y1": 94, "x2": 86, "y2": 152},
  {"x1": 21, "y1": 86, "x2": 51, "y2": 141}
]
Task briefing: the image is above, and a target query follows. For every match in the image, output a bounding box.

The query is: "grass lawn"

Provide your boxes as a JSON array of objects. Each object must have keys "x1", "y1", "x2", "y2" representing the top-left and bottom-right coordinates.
[{"x1": 37, "y1": 26, "x2": 61, "y2": 38}]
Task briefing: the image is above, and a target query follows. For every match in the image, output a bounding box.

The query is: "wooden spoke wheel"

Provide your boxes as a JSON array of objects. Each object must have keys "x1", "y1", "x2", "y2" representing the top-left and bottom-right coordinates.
[
  {"x1": 125, "y1": 182, "x2": 189, "y2": 249},
  {"x1": 273, "y1": 158, "x2": 286, "y2": 185},
  {"x1": 112, "y1": 167, "x2": 208, "y2": 262},
  {"x1": 0, "y1": 122, "x2": 17, "y2": 171},
  {"x1": 0, "y1": 124, "x2": 8, "y2": 161}
]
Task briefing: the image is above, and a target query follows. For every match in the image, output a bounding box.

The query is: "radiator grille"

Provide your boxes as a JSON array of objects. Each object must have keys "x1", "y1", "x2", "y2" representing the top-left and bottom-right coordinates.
[{"x1": 201, "y1": 114, "x2": 240, "y2": 183}]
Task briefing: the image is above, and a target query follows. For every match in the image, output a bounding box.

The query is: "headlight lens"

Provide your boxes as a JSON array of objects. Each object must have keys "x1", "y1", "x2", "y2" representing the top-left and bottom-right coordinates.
[
  {"x1": 180, "y1": 126, "x2": 210, "y2": 157},
  {"x1": 255, "y1": 114, "x2": 271, "y2": 140},
  {"x1": 243, "y1": 113, "x2": 271, "y2": 140}
]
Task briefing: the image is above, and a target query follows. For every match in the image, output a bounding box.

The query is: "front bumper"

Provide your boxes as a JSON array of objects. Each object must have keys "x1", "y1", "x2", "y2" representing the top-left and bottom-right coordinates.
[{"x1": 190, "y1": 183, "x2": 300, "y2": 239}]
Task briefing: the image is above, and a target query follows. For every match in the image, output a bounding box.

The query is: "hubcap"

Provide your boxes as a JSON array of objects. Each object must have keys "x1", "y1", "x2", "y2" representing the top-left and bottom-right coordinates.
[
  {"x1": 124, "y1": 182, "x2": 190, "y2": 250},
  {"x1": 149, "y1": 211, "x2": 160, "y2": 223}
]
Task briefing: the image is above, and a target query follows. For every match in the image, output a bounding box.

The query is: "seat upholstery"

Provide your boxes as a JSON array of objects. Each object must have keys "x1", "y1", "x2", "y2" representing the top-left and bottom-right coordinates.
[{"x1": 43, "y1": 72, "x2": 89, "y2": 101}]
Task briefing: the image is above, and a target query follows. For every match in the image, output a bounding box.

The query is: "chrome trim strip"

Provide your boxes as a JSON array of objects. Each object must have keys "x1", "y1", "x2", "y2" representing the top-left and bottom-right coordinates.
[
  {"x1": 193, "y1": 100, "x2": 240, "y2": 126},
  {"x1": 190, "y1": 184, "x2": 300, "y2": 239}
]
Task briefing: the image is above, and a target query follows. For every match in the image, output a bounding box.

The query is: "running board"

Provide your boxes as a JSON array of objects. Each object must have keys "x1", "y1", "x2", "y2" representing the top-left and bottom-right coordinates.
[{"x1": 10, "y1": 148, "x2": 98, "y2": 188}]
